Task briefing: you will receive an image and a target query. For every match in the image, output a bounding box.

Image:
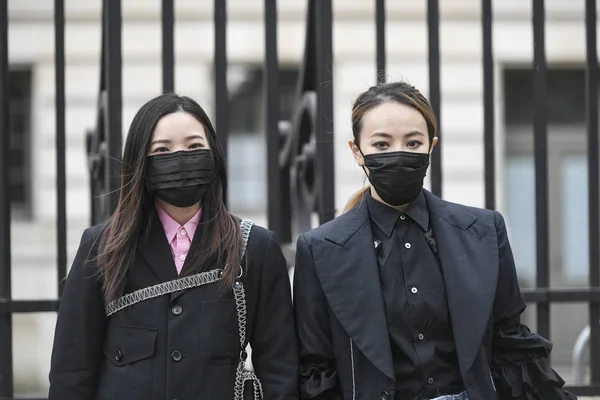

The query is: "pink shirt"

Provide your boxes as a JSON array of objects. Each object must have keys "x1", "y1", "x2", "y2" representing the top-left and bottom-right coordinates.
[{"x1": 156, "y1": 206, "x2": 202, "y2": 275}]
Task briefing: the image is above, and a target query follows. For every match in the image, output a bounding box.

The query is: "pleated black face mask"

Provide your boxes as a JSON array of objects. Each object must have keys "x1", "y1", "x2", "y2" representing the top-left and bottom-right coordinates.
[
  {"x1": 147, "y1": 149, "x2": 216, "y2": 208},
  {"x1": 361, "y1": 149, "x2": 430, "y2": 206}
]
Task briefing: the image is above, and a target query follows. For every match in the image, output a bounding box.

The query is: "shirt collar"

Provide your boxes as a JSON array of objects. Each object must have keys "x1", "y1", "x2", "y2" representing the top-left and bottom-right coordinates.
[
  {"x1": 156, "y1": 205, "x2": 202, "y2": 243},
  {"x1": 366, "y1": 190, "x2": 429, "y2": 237}
]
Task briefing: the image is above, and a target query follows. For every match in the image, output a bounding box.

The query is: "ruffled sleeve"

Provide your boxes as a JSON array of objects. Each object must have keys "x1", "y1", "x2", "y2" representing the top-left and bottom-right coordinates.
[
  {"x1": 491, "y1": 324, "x2": 577, "y2": 400},
  {"x1": 299, "y1": 356, "x2": 341, "y2": 399}
]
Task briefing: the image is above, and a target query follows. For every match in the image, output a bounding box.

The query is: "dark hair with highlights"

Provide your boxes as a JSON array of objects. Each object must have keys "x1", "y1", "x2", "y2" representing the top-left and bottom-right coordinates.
[
  {"x1": 96, "y1": 93, "x2": 243, "y2": 302},
  {"x1": 344, "y1": 81, "x2": 438, "y2": 212}
]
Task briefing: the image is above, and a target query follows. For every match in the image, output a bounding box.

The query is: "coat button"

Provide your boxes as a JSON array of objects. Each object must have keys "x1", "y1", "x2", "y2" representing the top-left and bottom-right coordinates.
[
  {"x1": 114, "y1": 350, "x2": 123, "y2": 362},
  {"x1": 381, "y1": 391, "x2": 390, "y2": 400},
  {"x1": 171, "y1": 350, "x2": 182, "y2": 362},
  {"x1": 172, "y1": 305, "x2": 183, "y2": 315}
]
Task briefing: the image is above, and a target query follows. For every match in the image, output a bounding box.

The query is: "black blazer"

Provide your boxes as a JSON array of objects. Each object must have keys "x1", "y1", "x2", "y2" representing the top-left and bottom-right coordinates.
[
  {"x1": 294, "y1": 190, "x2": 573, "y2": 400},
  {"x1": 48, "y1": 217, "x2": 299, "y2": 400}
]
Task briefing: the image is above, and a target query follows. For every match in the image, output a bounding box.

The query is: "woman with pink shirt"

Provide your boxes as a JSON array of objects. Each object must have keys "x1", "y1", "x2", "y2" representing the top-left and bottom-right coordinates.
[{"x1": 48, "y1": 93, "x2": 299, "y2": 400}]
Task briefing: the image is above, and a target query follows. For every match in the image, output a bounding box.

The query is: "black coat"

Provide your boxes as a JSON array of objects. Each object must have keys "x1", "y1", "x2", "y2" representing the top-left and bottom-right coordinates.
[
  {"x1": 49, "y1": 217, "x2": 299, "y2": 400},
  {"x1": 294, "y1": 190, "x2": 575, "y2": 400}
]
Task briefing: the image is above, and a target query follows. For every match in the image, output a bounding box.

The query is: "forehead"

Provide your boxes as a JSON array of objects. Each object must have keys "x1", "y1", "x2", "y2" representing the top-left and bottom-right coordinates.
[
  {"x1": 361, "y1": 101, "x2": 427, "y2": 136},
  {"x1": 152, "y1": 111, "x2": 206, "y2": 140}
]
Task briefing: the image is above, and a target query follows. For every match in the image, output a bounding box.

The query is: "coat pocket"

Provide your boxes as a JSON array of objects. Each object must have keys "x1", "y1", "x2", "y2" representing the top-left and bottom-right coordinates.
[
  {"x1": 103, "y1": 324, "x2": 157, "y2": 367},
  {"x1": 200, "y1": 299, "x2": 239, "y2": 365},
  {"x1": 97, "y1": 324, "x2": 157, "y2": 399}
]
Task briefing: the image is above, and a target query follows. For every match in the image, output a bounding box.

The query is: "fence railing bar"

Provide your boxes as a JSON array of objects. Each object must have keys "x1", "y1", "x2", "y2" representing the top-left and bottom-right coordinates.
[
  {"x1": 0, "y1": 299, "x2": 60, "y2": 313},
  {"x1": 532, "y1": 0, "x2": 550, "y2": 341},
  {"x1": 482, "y1": 0, "x2": 495, "y2": 210},
  {"x1": 214, "y1": 0, "x2": 229, "y2": 178},
  {"x1": 54, "y1": 0, "x2": 67, "y2": 297},
  {"x1": 521, "y1": 287, "x2": 600, "y2": 302},
  {"x1": 104, "y1": 0, "x2": 122, "y2": 214},
  {"x1": 375, "y1": 0, "x2": 386, "y2": 83},
  {"x1": 314, "y1": 0, "x2": 335, "y2": 224},
  {"x1": 162, "y1": 0, "x2": 174, "y2": 93},
  {"x1": 427, "y1": 0, "x2": 442, "y2": 197},
  {"x1": 585, "y1": 0, "x2": 600, "y2": 384},
  {"x1": 0, "y1": 0, "x2": 13, "y2": 396},
  {"x1": 264, "y1": 0, "x2": 290, "y2": 242},
  {"x1": 88, "y1": 1, "x2": 107, "y2": 227},
  {"x1": 566, "y1": 384, "x2": 600, "y2": 396}
]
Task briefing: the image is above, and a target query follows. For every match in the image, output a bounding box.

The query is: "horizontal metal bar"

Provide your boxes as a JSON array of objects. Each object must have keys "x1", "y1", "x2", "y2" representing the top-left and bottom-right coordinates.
[
  {"x1": 0, "y1": 397, "x2": 48, "y2": 400},
  {"x1": 565, "y1": 384, "x2": 600, "y2": 396},
  {"x1": 0, "y1": 300, "x2": 59, "y2": 314},
  {"x1": 521, "y1": 288, "x2": 600, "y2": 303}
]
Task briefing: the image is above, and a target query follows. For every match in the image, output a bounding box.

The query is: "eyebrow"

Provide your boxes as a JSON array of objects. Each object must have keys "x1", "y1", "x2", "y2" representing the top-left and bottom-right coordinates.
[
  {"x1": 370, "y1": 130, "x2": 426, "y2": 139},
  {"x1": 151, "y1": 134, "x2": 206, "y2": 146}
]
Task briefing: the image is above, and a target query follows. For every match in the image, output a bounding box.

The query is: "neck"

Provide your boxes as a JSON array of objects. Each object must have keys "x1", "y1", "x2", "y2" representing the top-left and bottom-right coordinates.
[
  {"x1": 370, "y1": 187, "x2": 410, "y2": 212},
  {"x1": 156, "y1": 200, "x2": 201, "y2": 225}
]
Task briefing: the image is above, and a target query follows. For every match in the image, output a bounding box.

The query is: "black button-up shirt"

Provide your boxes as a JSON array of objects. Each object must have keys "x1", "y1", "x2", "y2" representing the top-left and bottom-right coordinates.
[{"x1": 366, "y1": 191, "x2": 463, "y2": 400}]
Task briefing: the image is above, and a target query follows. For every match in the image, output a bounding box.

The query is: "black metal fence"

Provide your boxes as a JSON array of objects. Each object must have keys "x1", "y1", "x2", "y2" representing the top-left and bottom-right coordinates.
[{"x1": 0, "y1": 0, "x2": 600, "y2": 398}]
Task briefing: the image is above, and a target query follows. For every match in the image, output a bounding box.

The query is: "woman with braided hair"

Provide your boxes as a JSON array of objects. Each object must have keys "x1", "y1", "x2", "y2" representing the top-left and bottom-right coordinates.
[{"x1": 293, "y1": 82, "x2": 575, "y2": 400}]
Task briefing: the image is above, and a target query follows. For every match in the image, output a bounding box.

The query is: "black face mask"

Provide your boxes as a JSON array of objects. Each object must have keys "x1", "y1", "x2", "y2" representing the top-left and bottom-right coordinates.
[
  {"x1": 362, "y1": 149, "x2": 430, "y2": 206},
  {"x1": 147, "y1": 149, "x2": 216, "y2": 208}
]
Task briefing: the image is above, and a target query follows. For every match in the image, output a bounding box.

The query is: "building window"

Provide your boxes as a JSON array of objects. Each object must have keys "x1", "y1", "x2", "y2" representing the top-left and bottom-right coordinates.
[
  {"x1": 503, "y1": 67, "x2": 592, "y2": 368},
  {"x1": 503, "y1": 67, "x2": 589, "y2": 286},
  {"x1": 225, "y1": 66, "x2": 299, "y2": 214},
  {"x1": 9, "y1": 68, "x2": 33, "y2": 219}
]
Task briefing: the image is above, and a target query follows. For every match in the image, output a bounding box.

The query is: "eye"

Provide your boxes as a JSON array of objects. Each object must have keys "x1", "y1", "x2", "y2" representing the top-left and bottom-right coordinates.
[
  {"x1": 407, "y1": 140, "x2": 423, "y2": 149},
  {"x1": 152, "y1": 146, "x2": 169, "y2": 153},
  {"x1": 372, "y1": 141, "x2": 389, "y2": 150},
  {"x1": 189, "y1": 143, "x2": 205, "y2": 149}
]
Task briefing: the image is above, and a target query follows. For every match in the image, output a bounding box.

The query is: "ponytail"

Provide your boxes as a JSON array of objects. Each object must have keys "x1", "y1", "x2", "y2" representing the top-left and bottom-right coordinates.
[{"x1": 343, "y1": 186, "x2": 370, "y2": 213}]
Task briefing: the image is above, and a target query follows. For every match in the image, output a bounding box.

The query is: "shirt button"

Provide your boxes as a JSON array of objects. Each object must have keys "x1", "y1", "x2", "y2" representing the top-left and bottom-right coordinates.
[
  {"x1": 172, "y1": 350, "x2": 182, "y2": 361},
  {"x1": 405, "y1": 242, "x2": 411, "y2": 249},
  {"x1": 399, "y1": 215, "x2": 406, "y2": 220},
  {"x1": 428, "y1": 377, "x2": 434, "y2": 384},
  {"x1": 179, "y1": 254, "x2": 186, "y2": 261},
  {"x1": 418, "y1": 333, "x2": 424, "y2": 340},
  {"x1": 411, "y1": 287, "x2": 418, "y2": 294},
  {"x1": 172, "y1": 305, "x2": 183, "y2": 315},
  {"x1": 114, "y1": 350, "x2": 123, "y2": 361},
  {"x1": 180, "y1": 229, "x2": 187, "y2": 236}
]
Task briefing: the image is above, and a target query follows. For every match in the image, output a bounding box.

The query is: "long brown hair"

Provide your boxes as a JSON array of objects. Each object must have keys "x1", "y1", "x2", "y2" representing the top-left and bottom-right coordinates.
[
  {"x1": 96, "y1": 93, "x2": 243, "y2": 302},
  {"x1": 343, "y1": 82, "x2": 438, "y2": 212}
]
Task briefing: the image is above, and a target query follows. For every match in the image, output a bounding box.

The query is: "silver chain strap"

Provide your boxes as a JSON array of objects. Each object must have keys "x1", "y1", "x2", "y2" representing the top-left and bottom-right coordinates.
[
  {"x1": 232, "y1": 218, "x2": 263, "y2": 400},
  {"x1": 104, "y1": 219, "x2": 262, "y2": 400},
  {"x1": 105, "y1": 269, "x2": 222, "y2": 317}
]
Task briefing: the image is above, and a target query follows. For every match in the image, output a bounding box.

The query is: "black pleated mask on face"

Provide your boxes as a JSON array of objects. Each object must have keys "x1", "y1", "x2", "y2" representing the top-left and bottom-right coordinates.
[
  {"x1": 147, "y1": 149, "x2": 216, "y2": 208},
  {"x1": 362, "y1": 150, "x2": 430, "y2": 206}
]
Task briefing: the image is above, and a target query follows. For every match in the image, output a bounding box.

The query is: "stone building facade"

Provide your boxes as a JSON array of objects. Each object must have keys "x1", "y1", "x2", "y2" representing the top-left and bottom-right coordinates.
[{"x1": 6, "y1": 0, "x2": 595, "y2": 395}]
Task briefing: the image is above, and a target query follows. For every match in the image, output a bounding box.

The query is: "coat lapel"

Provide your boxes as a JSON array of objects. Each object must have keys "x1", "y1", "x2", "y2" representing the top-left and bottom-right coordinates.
[
  {"x1": 312, "y1": 197, "x2": 395, "y2": 382},
  {"x1": 424, "y1": 191, "x2": 499, "y2": 378},
  {"x1": 138, "y1": 216, "x2": 179, "y2": 283}
]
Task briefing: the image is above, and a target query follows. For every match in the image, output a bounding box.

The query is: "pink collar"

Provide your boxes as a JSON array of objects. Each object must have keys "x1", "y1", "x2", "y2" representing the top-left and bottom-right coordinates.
[{"x1": 156, "y1": 205, "x2": 202, "y2": 243}]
